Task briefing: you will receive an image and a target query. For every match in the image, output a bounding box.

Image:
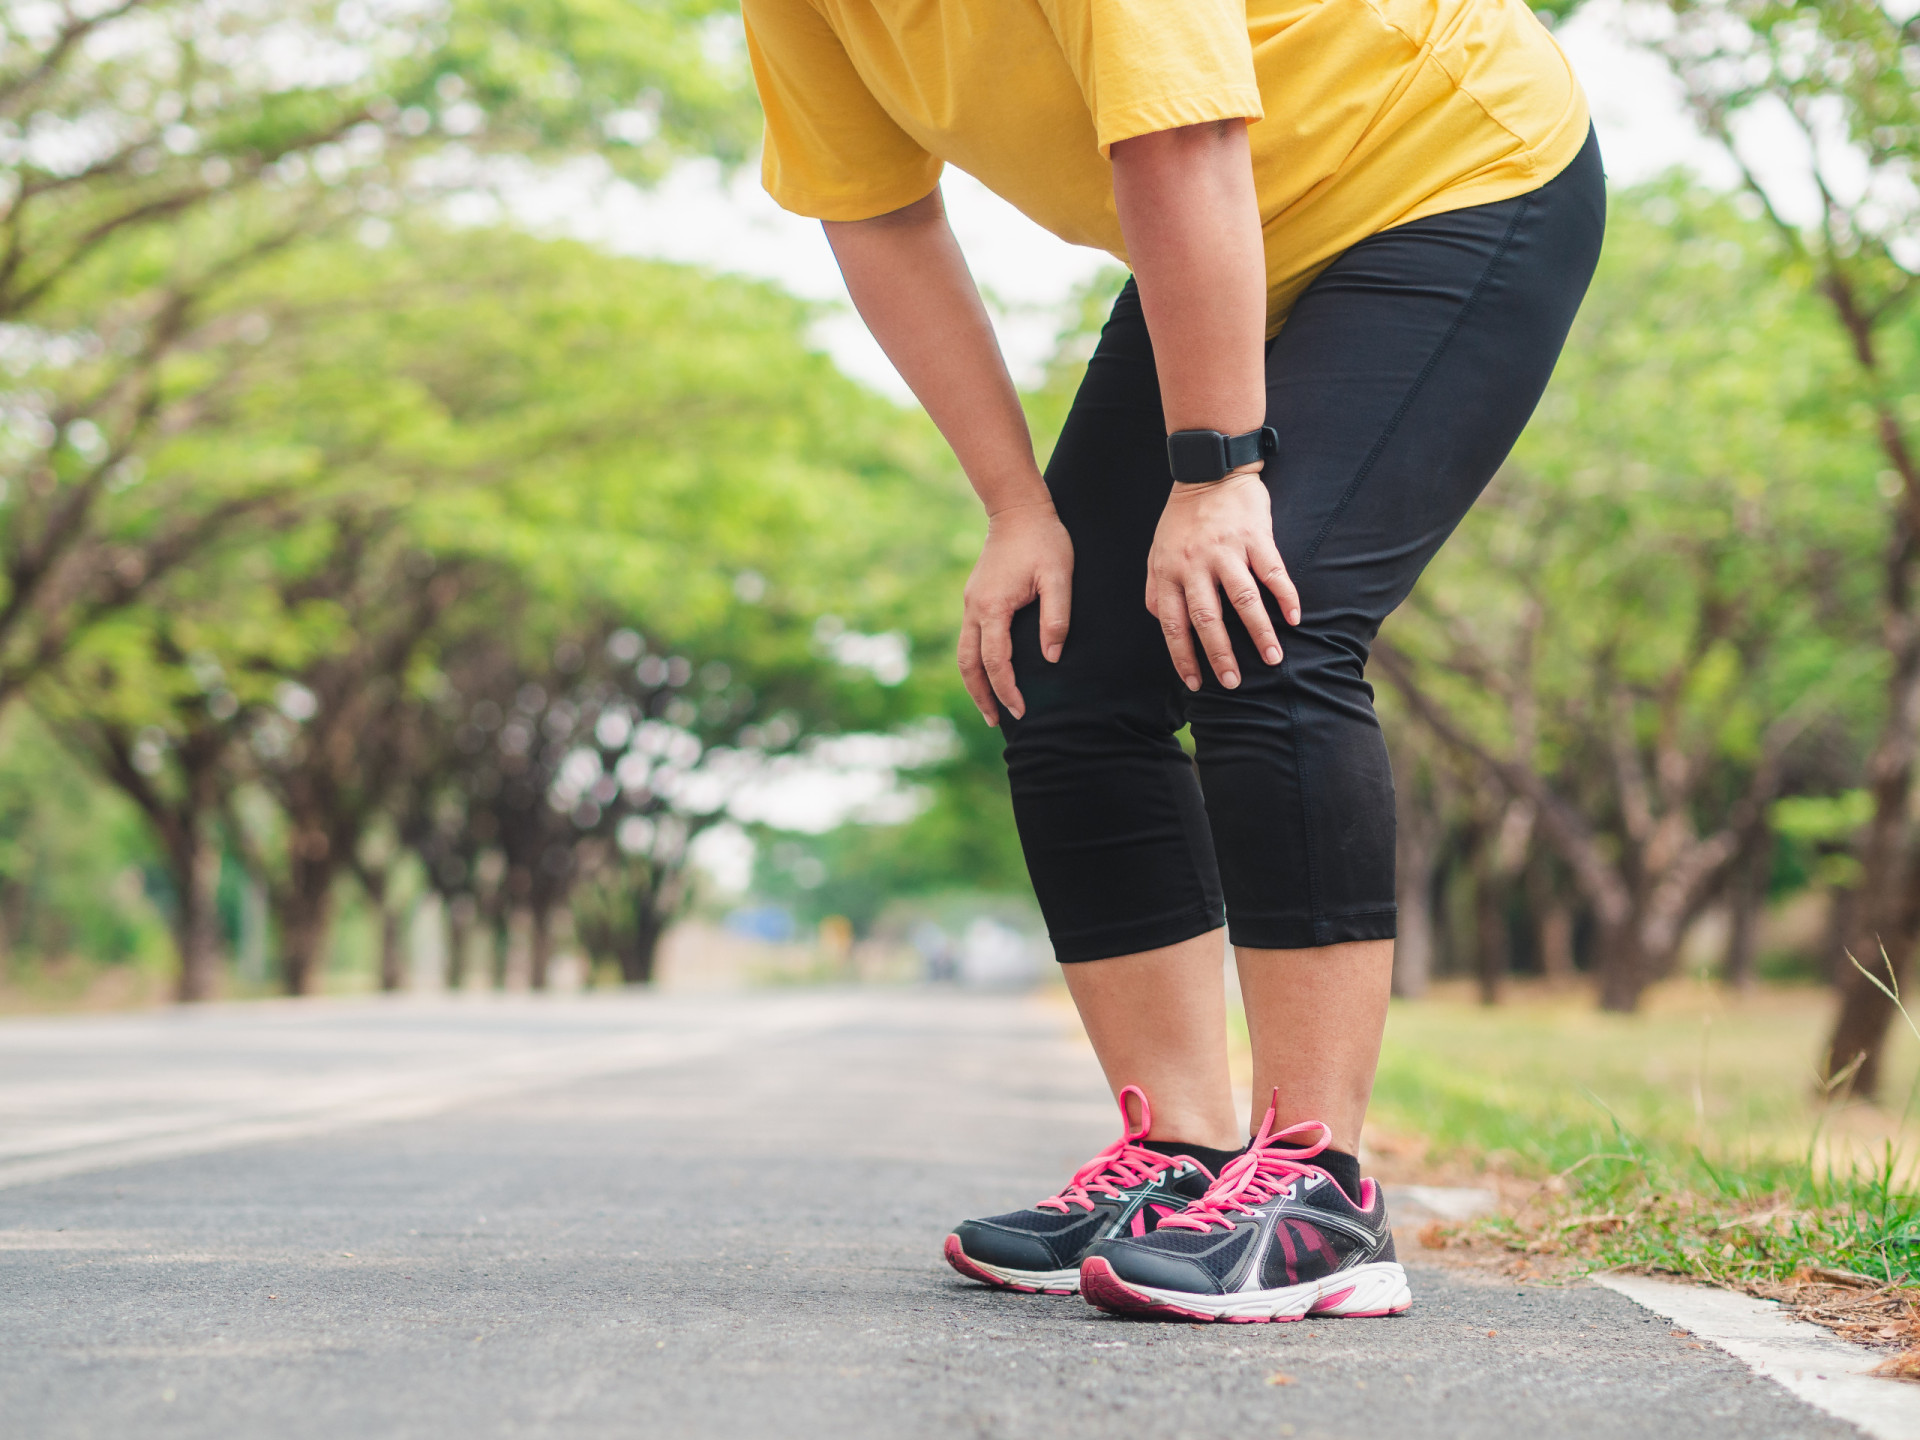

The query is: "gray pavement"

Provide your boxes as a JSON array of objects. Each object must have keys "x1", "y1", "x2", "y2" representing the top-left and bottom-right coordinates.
[{"x1": 0, "y1": 990, "x2": 1866, "y2": 1439}]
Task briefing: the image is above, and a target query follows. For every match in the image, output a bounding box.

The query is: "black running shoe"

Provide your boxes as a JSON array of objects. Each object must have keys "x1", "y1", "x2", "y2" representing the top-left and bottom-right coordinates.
[
  {"x1": 1079, "y1": 1100, "x2": 1409, "y2": 1322},
  {"x1": 945, "y1": 1085, "x2": 1219, "y2": 1295}
]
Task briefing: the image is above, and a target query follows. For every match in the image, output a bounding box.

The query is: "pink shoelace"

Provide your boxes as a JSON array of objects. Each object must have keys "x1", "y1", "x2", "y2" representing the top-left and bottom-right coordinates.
[
  {"x1": 1035, "y1": 1084, "x2": 1188, "y2": 1214},
  {"x1": 1158, "y1": 1098, "x2": 1335, "y2": 1234}
]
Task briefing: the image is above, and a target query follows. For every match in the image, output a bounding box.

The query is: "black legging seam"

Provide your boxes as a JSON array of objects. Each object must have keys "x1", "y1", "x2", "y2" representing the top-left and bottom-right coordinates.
[{"x1": 1300, "y1": 194, "x2": 1534, "y2": 565}]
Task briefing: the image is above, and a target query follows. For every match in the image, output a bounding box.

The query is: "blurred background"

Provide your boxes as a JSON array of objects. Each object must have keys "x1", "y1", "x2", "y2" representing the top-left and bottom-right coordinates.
[{"x1": 4, "y1": 0, "x2": 1920, "y2": 1206}]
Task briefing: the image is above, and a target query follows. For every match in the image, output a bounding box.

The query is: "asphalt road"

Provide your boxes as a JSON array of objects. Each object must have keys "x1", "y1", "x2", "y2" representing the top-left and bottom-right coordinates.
[{"x1": 0, "y1": 989, "x2": 1866, "y2": 1440}]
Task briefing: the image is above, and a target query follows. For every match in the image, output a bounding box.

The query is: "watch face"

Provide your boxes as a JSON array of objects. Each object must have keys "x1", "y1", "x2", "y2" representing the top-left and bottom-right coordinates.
[{"x1": 1167, "y1": 429, "x2": 1229, "y2": 484}]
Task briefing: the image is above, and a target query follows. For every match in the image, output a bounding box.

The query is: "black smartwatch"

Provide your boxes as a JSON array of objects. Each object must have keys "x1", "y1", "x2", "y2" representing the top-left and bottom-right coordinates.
[{"x1": 1166, "y1": 425, "x2": 1279, "y2": 484}]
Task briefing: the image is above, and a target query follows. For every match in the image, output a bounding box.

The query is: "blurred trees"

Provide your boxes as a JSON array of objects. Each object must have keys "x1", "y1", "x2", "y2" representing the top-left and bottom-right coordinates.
[
  {"x1": 6, "y1": 0, "x2": 1918, "y2": 1047},
  {"x1": 1634, "y1": 0, "x2": 1920, "y2": 1092},
  {"x1": 1377, "y1": 181, "x2": 1881, "y2": 1012},
  {"x1": 0, "y1": 0, "x2": 976, "y2": 1000},
  {"x1": 0, "y1": 0, "x2": 754, "y2": 712},
  {"x1": 10, "y1": 210, "x2": 969, "y2": 997}
]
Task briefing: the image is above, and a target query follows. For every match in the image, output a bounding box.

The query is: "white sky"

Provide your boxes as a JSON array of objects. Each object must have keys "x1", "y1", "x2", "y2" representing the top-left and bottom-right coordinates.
[{"x1": 515, "y1": 0, "x2": 1749, "y2": 399}]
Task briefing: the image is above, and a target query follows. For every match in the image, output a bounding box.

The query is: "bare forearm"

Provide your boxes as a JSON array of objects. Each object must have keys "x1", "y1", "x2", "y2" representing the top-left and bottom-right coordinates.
[
  {"x1": 824, "y1": 190, "x2": 1050, "y2": 516},
  {"x1": 1114, "y1": 120, "x2": 1299, "y2": 693},
  {"x1": 826, "y1": 188, "x2": 1072, "y2": 725},
  {"x1": 1110, "y1": 120, "x2": 1268, "y2": 437}
]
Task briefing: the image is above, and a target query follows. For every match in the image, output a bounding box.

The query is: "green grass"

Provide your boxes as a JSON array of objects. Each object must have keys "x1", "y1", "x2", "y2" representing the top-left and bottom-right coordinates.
[{"x1": 1347, "y1": 981, "x2": 1920, "y2": 1286}]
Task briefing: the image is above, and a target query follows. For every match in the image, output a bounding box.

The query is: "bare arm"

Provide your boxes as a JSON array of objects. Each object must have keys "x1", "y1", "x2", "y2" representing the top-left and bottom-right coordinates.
[
  {"x1": 825, "y1": 121, "x2": 1297, "y2": 724},
  {"x1": 825, "y1": 189, "x2": 1070, "y2": 724},
  {"x1": 1113, "y1": 120, "x2": 1300, "y2": 691}
]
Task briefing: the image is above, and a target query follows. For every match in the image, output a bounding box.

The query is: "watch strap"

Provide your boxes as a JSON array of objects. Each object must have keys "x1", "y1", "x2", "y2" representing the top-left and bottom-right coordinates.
[
  {"x1": 1225, "y1": 425, "x2": 1279, "y2": 472},
  {"x1": 1167, "y1": 425, "x2": 1279, "y2": 484}
]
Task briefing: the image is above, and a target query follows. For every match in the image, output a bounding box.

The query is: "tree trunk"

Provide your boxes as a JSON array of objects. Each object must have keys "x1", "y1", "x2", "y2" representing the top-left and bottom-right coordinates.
[
  {"x1": 172, "y1": 831, "x2": 224, "y2": 1003},
  {"x1": 445, "y1": 895, "x2": 474, "y2": 990},
  {"x1": 1526, "y1": 858, "x2": 1575, "y2": 987},
  {"x1": 377, "y1": 900, "x2": 404, "y2": 993},
  {"x1": 529, "y1": 902, "x2": 554, "y2": 990},
  {"x1": 502, "y1": 905, "x2": 534, "y2": 990},
  {"x1": 1826, "y1": 791, "x2": 1920, "y2": 1096},
  {"x1": 356, "y1": 865, "x2": 405, "y2": 994},
  {"x1": 622, "y1": 895, "x2": 669, "y2": 986},
  {"x1": 1821, "y1": 885, "x2": 1860, "y2": 986},
  {"x1": 1475, "y1": 870, "x2": 1507, "y2": 1006},
  {"x1": 1723, "y1": 836, "x2": 1767, "y2": 993},
  {"x1": 1597, "y1": 920, "x2": 1649, "y2": 1014},
  {"x1": 278, "y1": 876, "x2": 336, "y2": 996},
  {"x1": 1820, "y1": 337, "x2": 1920, "y2": 1092},
  {"x1": 1826, "y1": 849, "x2": 1920, "y2": 1098},
  {"x1": 1539, "y1": 903, "x2": 1576, "y2": 986}
]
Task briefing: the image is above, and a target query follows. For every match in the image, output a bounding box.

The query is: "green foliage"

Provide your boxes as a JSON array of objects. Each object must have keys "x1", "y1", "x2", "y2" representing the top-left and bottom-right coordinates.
[
  {"x1": 1404, "y1": 177, "x2": 1883, "y2": 778},
  {"x1": 750, "y1": 698, "x2": 1030, "y2": 933},
  {"x1": 1021, "y1": 265, "x2": 1129, "y2": 466},
  {"x1": 0, "y1": 0, "x2": 763, "y2": 732},
  {"x1": 0, "y1": 709, "x2": 170, "y2": 982},
  {"x1": 35, "y1": 215, "x2": 983, "y2": 988}
]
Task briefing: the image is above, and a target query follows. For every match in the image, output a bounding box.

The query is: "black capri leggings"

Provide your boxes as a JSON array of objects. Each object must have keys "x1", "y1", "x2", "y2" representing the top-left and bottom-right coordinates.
[{"x1": 1001, "y1": 128, "x2": 1605, "y2": 963}]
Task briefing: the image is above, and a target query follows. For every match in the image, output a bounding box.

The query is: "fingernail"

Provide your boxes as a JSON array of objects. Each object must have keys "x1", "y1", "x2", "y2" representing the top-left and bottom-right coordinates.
[
  {"x1": 1184, "y1": 675, "x2": 1200, "y2": 692},
  {"x1": 1222, "y1": 671, "x2": 1239, "y2": 688},
  {"x1": 1264, "y1": 647, "x2": 1281, "y2": 664},
  {"x1": 1288, "y1": 609, "x2": 1301, "y2": 625},
  {"x1": 1045, "y1": 645, "x2": 1061, "y2": 662}
]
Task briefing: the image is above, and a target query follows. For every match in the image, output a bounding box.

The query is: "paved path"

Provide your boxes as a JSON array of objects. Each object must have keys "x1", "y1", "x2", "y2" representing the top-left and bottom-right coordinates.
[{"x1": 0, "y1": 990, "x2": 1870, "y2": 1439}]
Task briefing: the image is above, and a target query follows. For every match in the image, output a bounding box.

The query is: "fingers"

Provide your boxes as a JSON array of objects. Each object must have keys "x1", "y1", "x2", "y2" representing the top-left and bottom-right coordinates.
[
  {"x1": 1036, "y1": 566, "x2": 1071, "y2": 665},
  {"x1": 1251, "y1": 534, "x2": 1302, "y2": 628},
  {"x1": 956, "y1": 622, "x2": 999, "y2": 726},
  {"x1": 1184, "y1": 578, "x2": 1242, "y2": 689},
  {"x1": 1154, "y1": 586, "x2": 1203, "y2": 692},
  {"x1": 977, "y1": 607, "x2": 1026, "y2": 720},
  {"x1": 1222, "y1": 562, "x2": 1283, "y2": 668}
]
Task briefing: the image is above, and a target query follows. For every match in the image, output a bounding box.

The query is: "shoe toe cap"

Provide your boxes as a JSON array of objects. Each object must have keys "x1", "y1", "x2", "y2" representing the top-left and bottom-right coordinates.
[
  {"x1": 951, "y1": 1219, "x2": 1061, "y2": 1271},
  {"x1": 1083, "y1": 1237, "x2": 1220, "y2": 1295}
]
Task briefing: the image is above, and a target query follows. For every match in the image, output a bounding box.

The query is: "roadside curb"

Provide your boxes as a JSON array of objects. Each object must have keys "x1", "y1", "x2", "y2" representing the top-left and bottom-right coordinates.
[{"x1": 1596, "y1": 1272, "x2": 1920, "y2": 1440}]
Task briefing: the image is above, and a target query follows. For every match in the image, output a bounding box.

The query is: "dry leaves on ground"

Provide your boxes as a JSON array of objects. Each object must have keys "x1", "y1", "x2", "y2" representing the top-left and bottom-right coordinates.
[
  {"x1": 1418, "y1": 1215, "x2": 1920, "y2": 1375},
  {"x1": 1745, "y1": 1268, "x2": 1920, "y2": 1375}
]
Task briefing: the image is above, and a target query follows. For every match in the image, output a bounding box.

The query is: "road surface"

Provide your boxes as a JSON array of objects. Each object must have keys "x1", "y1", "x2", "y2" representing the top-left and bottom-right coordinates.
[{"x1": 0, "y1": 989, "x2": 1870, "y2": 1438}]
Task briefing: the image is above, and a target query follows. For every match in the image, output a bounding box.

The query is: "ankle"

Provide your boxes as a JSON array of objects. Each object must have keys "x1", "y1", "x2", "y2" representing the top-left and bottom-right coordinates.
[
  {"x1": 1141, "y1": 1136, "x2": 1245, "y2": 1176},
  {"x1": 1147, "y1": 1124, "x2": 1244, "y2": 1153}
]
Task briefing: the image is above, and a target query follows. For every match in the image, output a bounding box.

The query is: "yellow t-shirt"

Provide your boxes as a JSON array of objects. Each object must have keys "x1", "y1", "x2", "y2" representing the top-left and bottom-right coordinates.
[{"x1": 742, "y1": 0, "x2": 1590, "y2": 333}]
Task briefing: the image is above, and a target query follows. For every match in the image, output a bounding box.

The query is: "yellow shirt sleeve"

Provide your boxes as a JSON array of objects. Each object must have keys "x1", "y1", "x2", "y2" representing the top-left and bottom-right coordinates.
[
  {"x1": 1036, "y1": 0, "x2": 1265, "y2": 155},
  {"x1": 742, "y1": 0, "x2": 945, "y2": 221}
]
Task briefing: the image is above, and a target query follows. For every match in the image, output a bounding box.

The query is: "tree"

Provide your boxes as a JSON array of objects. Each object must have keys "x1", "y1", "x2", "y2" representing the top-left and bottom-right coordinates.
[
  {"x1": 43, "y1": 212, "x2": 972, "y2": 997},
  {"x1": 1642, "y1": 0, "x2": 1920, "y2": 1093},
  {"x1": 37, "y1": 613, "x2": 261, "y2": 999},
  {"x1": 0, "y1": 0, "x2": 755, "y2": 714},
  {"x1": 1376, "y1": 181, "x2": 1882, "y2": 1010}
]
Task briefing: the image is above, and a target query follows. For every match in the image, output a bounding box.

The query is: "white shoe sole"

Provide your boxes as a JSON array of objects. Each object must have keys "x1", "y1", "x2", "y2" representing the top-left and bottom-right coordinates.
[
  {"x1": 944, "y1": 1234, "x2": 1081, "y2": 1295},
  {"x1": 1081, "y1": 1257, "x2": 1410, "y2": 1321}
]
